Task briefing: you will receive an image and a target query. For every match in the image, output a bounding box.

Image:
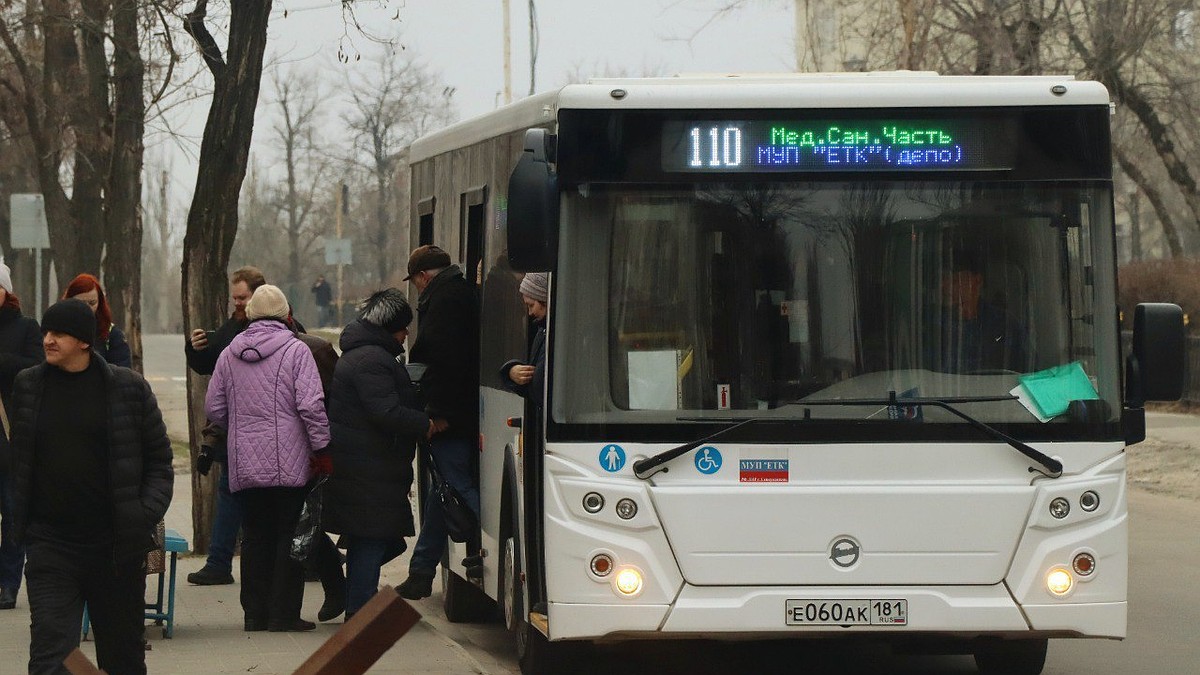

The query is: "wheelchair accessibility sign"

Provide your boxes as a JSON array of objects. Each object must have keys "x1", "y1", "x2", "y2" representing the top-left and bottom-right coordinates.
[
  {"x1": 694, "y1": 446, "x2": 722, "y2": 475},
  {"x1": 600, "y1": 444, "x2": 626, "y2": 472}
]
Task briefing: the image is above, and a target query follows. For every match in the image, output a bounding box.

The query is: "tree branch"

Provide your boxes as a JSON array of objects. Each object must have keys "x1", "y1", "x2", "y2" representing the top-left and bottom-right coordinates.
[{"x1": 183, "y1": 0, "x2": 226, "y2": 79}]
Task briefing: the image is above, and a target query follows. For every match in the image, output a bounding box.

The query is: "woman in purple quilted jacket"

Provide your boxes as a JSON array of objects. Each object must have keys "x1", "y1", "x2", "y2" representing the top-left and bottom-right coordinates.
[{"x1": 206, "y1": 284, "x2": 330, "y2": 633}]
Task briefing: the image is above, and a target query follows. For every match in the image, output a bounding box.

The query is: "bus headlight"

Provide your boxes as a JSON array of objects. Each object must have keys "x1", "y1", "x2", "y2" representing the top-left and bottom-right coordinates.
[
  {"x1": 1046, "y1": 567, "x2": 1073, "y2": 596},
  {"x1": 614, "y1": 567, "x2": 644, "y2": 597}
]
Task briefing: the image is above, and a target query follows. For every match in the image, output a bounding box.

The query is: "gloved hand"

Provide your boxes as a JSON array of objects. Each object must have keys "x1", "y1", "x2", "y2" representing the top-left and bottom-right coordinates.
[
  {"x1": 310, "y1": 451, "x2": 333, "y2": 476},
  {"x1": 196, "y1": 446, "x2": 214, "y2": 476}
]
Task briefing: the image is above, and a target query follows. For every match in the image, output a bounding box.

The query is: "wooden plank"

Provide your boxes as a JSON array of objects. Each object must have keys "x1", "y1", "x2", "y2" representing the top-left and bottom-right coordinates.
[
  {"x1": 292, "y1": 586, "x2": 422, "y2": 675},
  {"x1": 63, "y1": 648, "x2": 105, "y2": 675}
]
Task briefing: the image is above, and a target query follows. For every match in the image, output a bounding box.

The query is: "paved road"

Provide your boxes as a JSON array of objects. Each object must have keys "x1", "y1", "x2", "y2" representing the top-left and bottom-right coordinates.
[{"x1": 140, "y1": 334, "x2": 1200, "y2": 674}]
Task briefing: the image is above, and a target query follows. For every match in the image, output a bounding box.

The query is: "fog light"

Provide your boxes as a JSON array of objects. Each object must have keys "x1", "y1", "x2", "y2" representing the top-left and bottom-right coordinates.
[
  {"x1": 1073, "y1": 552, "x2": 1096, "y2": 577},
  {"x1": 615, "y1": 498, "x2": 638, "y2": 520},
  {"x1": 590, "y1": 553, "x2": 613, "y2": 577},
  {"x1": 582, "y1": 492, "x2": 604, "y2": 513},
  {"x1": 1049, "y1": 497, "x2": 1070, "y2": 519},
  {"x1": 615, "y1": 568, "x2": 643, "y2": 596},
  {"x1": 1046, "y1": 568, "x2": 1073, "y2": 596},
  {"x1": 1080, "y1": 490, "x2": 1100, "y2": 512}
]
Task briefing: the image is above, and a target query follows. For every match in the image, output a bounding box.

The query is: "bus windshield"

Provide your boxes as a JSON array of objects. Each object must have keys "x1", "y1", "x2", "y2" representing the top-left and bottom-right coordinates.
[{"x1": 551, "y1": 180, "x2": 1120, "y2": 435}]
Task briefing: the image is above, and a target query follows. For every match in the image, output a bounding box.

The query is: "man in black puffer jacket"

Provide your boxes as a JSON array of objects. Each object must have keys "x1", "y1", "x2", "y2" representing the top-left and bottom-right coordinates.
[
  {"x1": 322, "y1": 289, "x2": 431, "y2": 618},
  {"x1": 5, "y1": 299, "x2": 173, "y2": 675}
]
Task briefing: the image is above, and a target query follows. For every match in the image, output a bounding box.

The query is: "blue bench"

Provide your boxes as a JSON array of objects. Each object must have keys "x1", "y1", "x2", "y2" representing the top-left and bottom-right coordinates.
[{"x1": 83, "y1": 528, "x2": 189, "y2": 640}]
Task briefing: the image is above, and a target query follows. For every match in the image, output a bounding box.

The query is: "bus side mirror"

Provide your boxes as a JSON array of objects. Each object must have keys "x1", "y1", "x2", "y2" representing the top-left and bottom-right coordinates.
[
  {"x1": 507, "y1": 128, "x2": 558, "y2": 272},
  {"x1": 1126, "y1": 302, "x2": 1185, "y2": 406}
]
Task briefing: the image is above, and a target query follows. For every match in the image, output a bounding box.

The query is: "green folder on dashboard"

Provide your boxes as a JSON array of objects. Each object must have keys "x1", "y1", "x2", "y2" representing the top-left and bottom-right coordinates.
[{"x1": 1017, "y1": 361, "x2": 1100, "y2": 419}]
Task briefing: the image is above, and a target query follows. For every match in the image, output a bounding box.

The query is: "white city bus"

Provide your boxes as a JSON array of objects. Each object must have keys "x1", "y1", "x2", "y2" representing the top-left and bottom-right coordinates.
[{"x1": 406, "y1": 73, "x2": 1184, "y2": 675}]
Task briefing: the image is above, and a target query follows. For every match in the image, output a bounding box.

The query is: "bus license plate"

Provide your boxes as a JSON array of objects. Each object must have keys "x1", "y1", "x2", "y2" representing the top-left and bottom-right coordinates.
[{"x1": 785, "y1": 599, "x2": 908, "y2": 626}]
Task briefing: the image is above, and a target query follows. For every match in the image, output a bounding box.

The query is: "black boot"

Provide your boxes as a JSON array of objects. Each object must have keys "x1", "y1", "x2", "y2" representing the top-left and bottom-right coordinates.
[
  {"x1": 186, "y1": 566, "x2": 234, "y2": 586},
  {"x1": 318, "y1": 579, "x2": 347, "y2": 622},
  {"x1": 0, "y1": 587, "x2": 16, "y2": 610},
  {"x1": 396, "y1": 570, "x2": 435, "y2": 600}
]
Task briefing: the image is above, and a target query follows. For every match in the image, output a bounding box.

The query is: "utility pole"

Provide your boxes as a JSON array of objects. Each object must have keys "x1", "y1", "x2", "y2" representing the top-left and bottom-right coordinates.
[
  {"x1": 336, "y1": 183, "x2": 347, "y2": 326},
  {"x1": 528, "y1": 0, "x2": 538, "y2": 96},
  {"x1": 793, "y1": 0, "x2": 805, "y2": 72},
  {"x1": 159, "y1": 170, "x2": 171, "y2": 332},
  {"x1": 502, "y1": 0, "x2": 513, "y2": 104}
]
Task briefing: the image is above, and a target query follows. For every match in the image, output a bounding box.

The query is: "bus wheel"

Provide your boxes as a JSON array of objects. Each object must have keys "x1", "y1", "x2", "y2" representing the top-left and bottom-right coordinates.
[
  {"x1": 973, "y1": 639, "x2": 1047, "y2": 674},
  {"x1": 442, "y1": 566, "x2": 494, "y2": 623},
  {"x1": 517, "y1": 617, "x2": 582, "y2": 675},
  {"x1": 500, "y1": 535, "x2": 521, "y2": 631}
]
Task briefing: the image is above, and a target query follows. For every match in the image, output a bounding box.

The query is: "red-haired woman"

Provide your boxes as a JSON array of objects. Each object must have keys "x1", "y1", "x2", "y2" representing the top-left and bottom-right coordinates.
[
  {"x1": 0, "y1": 258, "x2": 43, "y2": 611},
  {"x1": 62, "y1": 274, "x2": 131, "y2": 368}
]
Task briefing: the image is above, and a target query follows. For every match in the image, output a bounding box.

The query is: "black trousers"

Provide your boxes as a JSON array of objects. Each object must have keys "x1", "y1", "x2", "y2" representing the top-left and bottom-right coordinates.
[
  {"x1": 237, "y1": 486, "x2": 307, "y2": 626},
  {"x1": 25, "y1": 537, "x2": 146, "y2": 675}
]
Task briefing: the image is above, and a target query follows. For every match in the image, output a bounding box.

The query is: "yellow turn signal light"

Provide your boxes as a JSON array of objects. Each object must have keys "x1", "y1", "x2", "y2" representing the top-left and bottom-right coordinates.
[{"x1": 1046, "y1": 568, "x2": 1073, "y2": 596}]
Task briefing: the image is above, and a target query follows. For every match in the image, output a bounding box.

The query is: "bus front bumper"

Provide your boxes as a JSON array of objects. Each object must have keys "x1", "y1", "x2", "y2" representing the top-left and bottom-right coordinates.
[{"x1": 547, "y1": 585, "x2": 1125, "y2": 641}]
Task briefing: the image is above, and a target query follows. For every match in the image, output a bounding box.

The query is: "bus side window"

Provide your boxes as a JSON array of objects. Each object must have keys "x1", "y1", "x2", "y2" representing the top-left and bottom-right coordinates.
[{"x1": 418, "y1": 196, "x2": 436, "y2": 246}]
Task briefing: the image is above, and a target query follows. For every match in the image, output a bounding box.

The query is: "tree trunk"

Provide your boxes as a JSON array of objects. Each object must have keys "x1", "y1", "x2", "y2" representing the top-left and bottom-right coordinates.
[
  {"x1": 57, "y1": 0, "x2": 107, "y2": 286},
  {"x1": 104, "y1": 0, "x2": 145, "y2": 372},
  {"x1": 181, "y1": 0, "x2": 274, "y2": 554},
  {"x1": 1115, "y1": 147, "x2": 1183, "y2": 258}
]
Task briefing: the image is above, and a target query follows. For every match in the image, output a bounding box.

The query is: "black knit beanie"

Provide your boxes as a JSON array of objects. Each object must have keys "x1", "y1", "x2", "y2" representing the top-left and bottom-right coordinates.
[{"x1": 42, "y1": 298, "x2": 97, "y2": 347}]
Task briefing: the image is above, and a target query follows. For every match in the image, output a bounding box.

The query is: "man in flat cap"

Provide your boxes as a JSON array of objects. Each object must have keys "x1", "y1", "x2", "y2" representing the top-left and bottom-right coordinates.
[
  {"x1": 4, "y1": 298, "x2": 173, "y2": 674},
  {"x1": 397, "y1": 245, "x2": 481, "y2": 599}
]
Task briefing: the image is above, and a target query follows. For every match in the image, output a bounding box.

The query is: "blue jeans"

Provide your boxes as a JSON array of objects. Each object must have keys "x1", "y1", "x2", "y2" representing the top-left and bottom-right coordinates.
[
  {"x1": 206, "y1": 466, "x2": 244, "y2": 573},
  {"x1": 0, "y1": 474, "x2": 24, "y2": 591},
  {"x1": 345, "y1": 537, "x2": 406, "y2": 616},
  {"x1": 409, "y1": 437, "x2": 480, "y2": 575}
]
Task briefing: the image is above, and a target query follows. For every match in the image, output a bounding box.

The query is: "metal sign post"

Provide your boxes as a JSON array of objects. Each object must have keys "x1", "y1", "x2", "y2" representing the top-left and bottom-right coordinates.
[{"x1": 9, "y1": 194, "x2": 52, "y2": 319}]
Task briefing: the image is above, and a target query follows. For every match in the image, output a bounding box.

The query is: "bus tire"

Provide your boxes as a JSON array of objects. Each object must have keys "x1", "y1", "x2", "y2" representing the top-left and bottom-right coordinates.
[
  {"x1": 973, "y1": 638, "x2": 1047, "y2": 674},
  {"x1": 518, "y1": 623, "x2": 579, "y2": 675},
  {"x1": 442, "y1": 565, "x2": 493, "y2": 623},
  {"x1": 500, "y1": 534, "x2": 522, "y2": 632}
]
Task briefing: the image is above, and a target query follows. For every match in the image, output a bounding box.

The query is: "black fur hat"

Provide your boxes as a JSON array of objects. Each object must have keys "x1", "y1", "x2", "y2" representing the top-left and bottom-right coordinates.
[{"x1": 358, "y1": 288, "x2": 413, "y2": 333}]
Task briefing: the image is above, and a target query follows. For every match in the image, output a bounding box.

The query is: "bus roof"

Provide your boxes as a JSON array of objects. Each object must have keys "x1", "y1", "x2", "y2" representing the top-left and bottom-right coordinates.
[{"x1": 408, "y1": 73, "x2": 1109, "y2": 164}]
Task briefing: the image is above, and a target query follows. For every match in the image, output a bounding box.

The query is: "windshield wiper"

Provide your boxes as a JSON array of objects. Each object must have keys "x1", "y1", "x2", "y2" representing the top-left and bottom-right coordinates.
[
  {"x1": 630, "y1": 392, "x2": 1062, "y2": 481},
  {"x1": 790, "y1": 392, "x2": 1063, "y2": 478},
  {"x1": 632, "y1": 417, "x2": 768, "y2": 480}
]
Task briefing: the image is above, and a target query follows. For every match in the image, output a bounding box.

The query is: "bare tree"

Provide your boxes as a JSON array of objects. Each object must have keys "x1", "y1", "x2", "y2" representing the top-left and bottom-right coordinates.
[
  {"x1": 0, "y1": 0, "x2": 153, "y2": 369},
  {"x1": 1065, "y1": 0, "x2": 1200, "y2": 238},
  {"x1": 180, "y1": 0, "x2": 274, "y2": 553},
  {"x1": 344, "y1": 52, "x2": 455, "y2": 284},
  {"x1": 269, "y1": 67, "x2": 332, "y2": 290}
]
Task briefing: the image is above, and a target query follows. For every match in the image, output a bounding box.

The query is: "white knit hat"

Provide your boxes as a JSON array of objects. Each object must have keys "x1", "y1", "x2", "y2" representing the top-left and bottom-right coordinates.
[
  {"x1": 245, "y1": 284, "x2": 290, "y2": 321},
  {"x1": 0, "y1": 258, "x2": 12, "y2": 294}
]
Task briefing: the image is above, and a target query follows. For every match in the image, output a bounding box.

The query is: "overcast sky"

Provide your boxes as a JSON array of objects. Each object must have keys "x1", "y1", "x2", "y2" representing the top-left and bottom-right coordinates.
[{"x1": 154, "y1": 1, "x2": 797, "y2": 211}]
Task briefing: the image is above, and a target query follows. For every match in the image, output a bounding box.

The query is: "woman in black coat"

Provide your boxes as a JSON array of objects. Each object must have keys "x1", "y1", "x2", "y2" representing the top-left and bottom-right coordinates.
[
  {"x1": 62, "y1": 273, "x2": 131, "y2": 368},
  {"x1": 0, "y1": 265, "x2": 43, "y2": 610},
  {"x1": 323, "y1": 289, "x2": 431, "y2": 618}
]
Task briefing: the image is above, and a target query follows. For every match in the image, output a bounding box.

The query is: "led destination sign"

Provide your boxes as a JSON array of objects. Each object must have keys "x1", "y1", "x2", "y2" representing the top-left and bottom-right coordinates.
[{"x1": 661, "y1": 119, "x2": 1016, "y2": 173}]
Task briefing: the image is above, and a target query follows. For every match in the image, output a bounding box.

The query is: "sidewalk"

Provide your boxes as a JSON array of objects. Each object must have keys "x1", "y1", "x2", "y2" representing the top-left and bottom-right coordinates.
[{"x1": 0, "y1": 471, "x2": 517, "y2": 674}]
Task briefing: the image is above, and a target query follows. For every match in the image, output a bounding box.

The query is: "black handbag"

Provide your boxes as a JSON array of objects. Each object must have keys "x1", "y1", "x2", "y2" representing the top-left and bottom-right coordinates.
[
  {"x1": 290, "y1": 475, "x2": 328, "y2": 562},
  {"x1": 426, "y1": 452, "x2": 477, "y2": 543}
]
